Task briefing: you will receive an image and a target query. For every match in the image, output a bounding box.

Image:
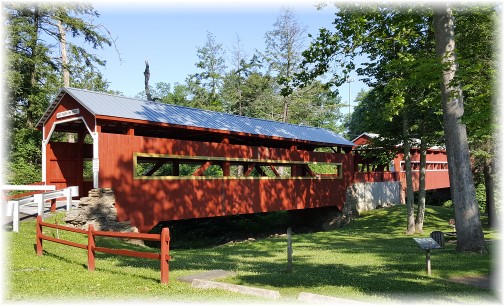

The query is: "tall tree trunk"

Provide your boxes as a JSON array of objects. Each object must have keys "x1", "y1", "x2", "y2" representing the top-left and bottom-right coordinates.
[
  {"x1": 415, "y1": 140, "x2": 427, "y2": 233},
  {"x1": 403, "y1": 111, "x2": 415, "y2": 235},
  {"x1": 282, "y1": 96, "x2": 289, "y2": 122},
  {"x1": 434, "y1": 5, "x2": 486, "y2": 252},
  {"x1": 57, "y1": 18, "x2": 69, "y2": 87},
  {"x1": 484, "y1": 160, "x2": 496, "y2": 228},
  {"x1": 26, "y1": 5, "x2": 40, "y2": 129},
  {"x1": 57, "y1": 16, "x2": 74, "y2": 143},
  {"x1": 144, "y1": 60, "x2": 153, "y2": 101}
]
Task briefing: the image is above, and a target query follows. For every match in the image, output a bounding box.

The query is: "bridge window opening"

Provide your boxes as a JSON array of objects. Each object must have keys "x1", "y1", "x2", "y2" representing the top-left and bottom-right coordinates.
[
  {"x1": 133, "y1": 153, "x2": 342, "y2": 179},
  {"x1": 400, "y1": 161, "x2": 449, "y2": 172},
  {"x1": 308, "y1": 163, "x2": 342, "y2": 177},
  {"x1": 101, "y1": 125, "x2": 128, "y2": 135}
]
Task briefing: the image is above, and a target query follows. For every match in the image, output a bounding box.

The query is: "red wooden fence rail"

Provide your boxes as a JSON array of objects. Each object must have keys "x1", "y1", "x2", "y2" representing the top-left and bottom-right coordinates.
[{"x1": 35, "y1": 215, "x2": 171, "y2": 284}]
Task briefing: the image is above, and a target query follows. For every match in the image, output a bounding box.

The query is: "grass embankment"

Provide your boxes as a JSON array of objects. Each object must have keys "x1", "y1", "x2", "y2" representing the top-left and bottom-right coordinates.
[{"x1": 3, "y1": 205, "x2": 499, "y2": 303}]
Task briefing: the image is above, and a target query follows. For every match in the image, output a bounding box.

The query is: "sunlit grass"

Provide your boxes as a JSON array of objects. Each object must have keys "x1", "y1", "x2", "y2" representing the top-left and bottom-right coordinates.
[{"x1": 4, "y1": 205, "x2": 499, "y2": 303}]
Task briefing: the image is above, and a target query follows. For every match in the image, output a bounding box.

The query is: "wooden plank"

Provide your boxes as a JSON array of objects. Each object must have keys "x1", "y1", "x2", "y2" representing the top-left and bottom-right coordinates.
[
  {"x1": 92, "y1": 229, "x2": 161, "y2": 241},
  {"x1": 303, "y1": 165, "x2": 317, "y2": 178},
  {"x1": 243, "y1": 163, "x2": 255, "y2": 176},
  {"x1": 192, "y1": 161, "x2": 213, "y2": 176},
  {"x1": 1, "y1": 184, "x2": 56, "y2": 191},
  {"x1": 143, "y1": 159, "x2": 169, "y2": 176},
  {"x1": 93, "y1": 246, "x2": 160, "y2": 260},
  {"x1": 254, "y1": 165, "x2": 267, "y2": 176},
  {"x1": 40, "y1": 234, "x2": 87, "y2": 250},
  {"x1": 269, "y1": 165, "x2": 280, "y2": 177},
  {"x1": 39, "y1": 221, "x2": 88, "y2": 234}
]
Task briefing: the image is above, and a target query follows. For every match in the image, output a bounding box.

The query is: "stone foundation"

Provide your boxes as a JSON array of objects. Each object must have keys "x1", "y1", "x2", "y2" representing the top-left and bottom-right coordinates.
[
  {"x1": 322, "y1": 182, "x2": 401, "y2": 231},
  {"x1": 64, "y1": 188, "x2": 142, "y2": 244}
]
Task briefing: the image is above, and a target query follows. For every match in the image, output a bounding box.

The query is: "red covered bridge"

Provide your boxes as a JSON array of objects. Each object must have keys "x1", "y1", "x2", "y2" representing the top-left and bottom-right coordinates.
[
  {"x1": 36, "y1": 88, "x2": 450, "y2": 232},
  {"x1": 352, "y1": 132, "x2": 450, "y2": 194}
]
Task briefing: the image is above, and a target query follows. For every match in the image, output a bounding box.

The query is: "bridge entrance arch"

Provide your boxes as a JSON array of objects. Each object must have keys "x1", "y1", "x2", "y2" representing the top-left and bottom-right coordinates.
[{"x1": 38, "y1": 90, "x2": 99, "y2": 197}]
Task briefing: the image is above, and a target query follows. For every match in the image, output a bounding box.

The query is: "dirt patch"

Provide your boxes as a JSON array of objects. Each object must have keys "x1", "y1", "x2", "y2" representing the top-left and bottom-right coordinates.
[{"x1": 448, "y1": 275, "x2": 491, "y2": 289}]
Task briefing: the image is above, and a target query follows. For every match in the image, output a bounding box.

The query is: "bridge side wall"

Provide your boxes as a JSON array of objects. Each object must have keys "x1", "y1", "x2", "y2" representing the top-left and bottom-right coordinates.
[{"x1": 98, "y1": 132, "x2": 353, "y2": 232}]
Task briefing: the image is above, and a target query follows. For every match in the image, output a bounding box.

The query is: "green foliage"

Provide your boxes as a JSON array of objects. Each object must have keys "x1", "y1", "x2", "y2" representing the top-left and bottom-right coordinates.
[
  {"x1": 263, "y1": 7, "x2": 306, "y2": 95},
  {"x1": 4, "y1": 3, "x2": 116, "y2": 184},
  {"x1": 442, "y1": 200, "x2": 453, "y2": 208},
  {"x1": 475, "y1": 184, "x2": 487, "y2": 214},
  {"x1": 187, "y1": 31, "x2": 227, "y2": 111},
  {"x1": 454, "y1": 5, "x2": 497, "y2": 140}
]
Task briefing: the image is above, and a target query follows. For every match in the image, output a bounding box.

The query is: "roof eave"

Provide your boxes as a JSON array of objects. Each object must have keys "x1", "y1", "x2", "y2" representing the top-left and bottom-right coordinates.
[
  {"x1": 95, "y1": 114, "x2": 353, "y2": 149},
  {"x1": 36, "y1": 87, "x2": 97, "y2": 130}
]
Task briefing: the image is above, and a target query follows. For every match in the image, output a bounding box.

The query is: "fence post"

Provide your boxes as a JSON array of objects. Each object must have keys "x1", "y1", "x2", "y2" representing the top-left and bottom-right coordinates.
[
  {"x1": 36, "y1": 216, "x2": 43, "y2": 256},
  {"x1": 287, "y1": 227, "x2": 293, "y2": 272},
  {"x1": 160, "y1": 227, "x2": 170, "y2": 284},
  {"x1": 87, "y1": 224, "x2": 95, "y2": 271},
  {"x1": 50, "y1": 199, "x2": 57, "y2": 212},
  {"x1": 64, "y1": 187, "x2": 72, "y2": 211},
  {"x1": 34, "y1": 193, "x2": 44, "y2": 219},
  {"x1": 12, "y1": 201, "x2": 20, "y2": 233}
]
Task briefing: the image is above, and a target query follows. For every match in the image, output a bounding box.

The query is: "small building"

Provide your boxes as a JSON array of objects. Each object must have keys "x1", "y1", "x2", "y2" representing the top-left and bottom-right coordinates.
[{"x1": 37, "y1": 87, "x2": 356, "y2": 232}]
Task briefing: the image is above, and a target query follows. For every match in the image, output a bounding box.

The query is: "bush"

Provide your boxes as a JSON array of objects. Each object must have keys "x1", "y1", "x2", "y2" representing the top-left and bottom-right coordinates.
[
  {"x1": 441, "y1": 185, "x2": 486, "y2": 213},
  {"x1": 442, "y1": 200, "x2": 453, "y2": 208},
  {"x1": 475, "y1": 184, "x2": 487, "y2": 213}
]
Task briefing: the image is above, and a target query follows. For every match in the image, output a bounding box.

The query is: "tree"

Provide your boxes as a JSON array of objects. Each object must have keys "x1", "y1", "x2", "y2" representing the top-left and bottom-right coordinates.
[
  {"x1": 4, "y1": 3, "x2": 115, "y2": 184},
  {"x1": 433, "y1": 4, "x2": 486, "y2": 252},
  {"x1": 222, "y1": 35, "x2": 263, "y2": 116},
  {"x1": 263, "y1": 7, "x2": 307, "y2": 122},
  {"x1": 454, "y1": 5, "x2": 499, "y2": 228},
  {"x1": 188, "y1": 31, "x2": 227, "y2": 111},
  {"x1": 299, "y1": 4, "x2": 445, "y2": 234}
]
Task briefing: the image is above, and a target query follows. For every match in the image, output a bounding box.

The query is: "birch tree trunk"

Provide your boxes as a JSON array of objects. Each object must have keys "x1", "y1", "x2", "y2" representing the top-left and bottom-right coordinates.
[
  {"x1": 415, "y1": 141, "x2": 427, "y2": 233},
  {"x1": 57, "y1": 18, "x2": 69, "y2": 87},
  {"x1": 484, "y1": 161, "x2": 496, "y2": 228},
  {"x1": 433, "y1": 5, "x2": 486, "y2": 252},
  {"x1": 403, "y1": 111, "x2": 415, "y2": 235}
]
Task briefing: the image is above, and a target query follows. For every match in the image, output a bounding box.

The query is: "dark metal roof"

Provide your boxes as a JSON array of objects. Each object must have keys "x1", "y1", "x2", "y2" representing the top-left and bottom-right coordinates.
[{"x1": 38, "y1": 87, "x2": 355, "y2": 147}]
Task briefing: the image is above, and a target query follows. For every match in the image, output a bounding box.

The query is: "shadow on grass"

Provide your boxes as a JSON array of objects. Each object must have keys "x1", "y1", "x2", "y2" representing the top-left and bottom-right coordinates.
[{"x1": 63, "y1": 205, "x2": 494, "y2": 300}]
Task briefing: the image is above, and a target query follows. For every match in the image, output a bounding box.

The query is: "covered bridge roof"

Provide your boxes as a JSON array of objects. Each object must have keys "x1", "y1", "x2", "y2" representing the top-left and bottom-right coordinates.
[{"x1": 38, "y1": 87, "x2": 355, "y2": 148}]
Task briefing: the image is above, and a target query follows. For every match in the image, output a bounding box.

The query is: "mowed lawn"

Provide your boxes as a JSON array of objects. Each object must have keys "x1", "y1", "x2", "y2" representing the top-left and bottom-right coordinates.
[{"x1": 3, "y1": 205, "x2": 499, "y2": 304}]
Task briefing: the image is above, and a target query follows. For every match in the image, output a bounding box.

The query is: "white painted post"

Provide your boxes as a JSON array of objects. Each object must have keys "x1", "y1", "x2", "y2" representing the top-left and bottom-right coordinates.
[
  {"x1": 34, "y1": 193, "x2": 45, "y2": 219},
  {"x1": 92, "y1": 132, "x2": 99, "y2": 189},
  {"x1": 12, "y1": 201, "x2": 19, "y2": 233},
  {"x1": 41, "y1": 138, "x2": 47, "y2": 183},
  {"x1": 6, "y1": 201, "x2": 14, "y2": 217},
  {"x1": 64, "y1": 188, "x2": 71, "y2": 211},
  {"x1": 66, "y1": 186, "x2": 79, "y2": 211}
]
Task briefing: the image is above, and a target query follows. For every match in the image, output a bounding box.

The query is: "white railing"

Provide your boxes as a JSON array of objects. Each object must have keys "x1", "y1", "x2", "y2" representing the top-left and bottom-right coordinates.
[
  {"x1": 1, "y1": 184, "x2": 56, "y2": 192},
  {"x1": 3, "y1": 185, "x2": 79, "y2": 232}
]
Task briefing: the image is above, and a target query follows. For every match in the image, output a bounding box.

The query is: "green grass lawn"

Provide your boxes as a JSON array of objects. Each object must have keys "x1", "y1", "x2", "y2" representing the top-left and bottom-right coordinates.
[{"x1": 3, "y1": 205, "x2": 500, "y2": 303}]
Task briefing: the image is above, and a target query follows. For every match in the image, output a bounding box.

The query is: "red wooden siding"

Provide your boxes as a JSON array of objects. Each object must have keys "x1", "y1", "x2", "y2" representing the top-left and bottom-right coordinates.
[
  {"x1": 46, "y1": 142, "x2": 93, "y2": 196},
  {"x1": 98, "y1": 132, "x2": 352, "y2": 232},
  {"x1": 43, "y1": 95, "x2": 95, "y2": 140}
]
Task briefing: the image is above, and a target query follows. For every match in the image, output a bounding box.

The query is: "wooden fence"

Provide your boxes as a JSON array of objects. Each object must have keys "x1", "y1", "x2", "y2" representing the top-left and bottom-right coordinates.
[{"x1": 35, "y1": 216, "x2": 171, "y2": 284}]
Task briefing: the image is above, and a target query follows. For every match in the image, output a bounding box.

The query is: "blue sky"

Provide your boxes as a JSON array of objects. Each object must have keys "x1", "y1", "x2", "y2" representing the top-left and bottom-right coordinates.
[{"x1": 92, "y1": 1, "x2": 368, "y2": 112}]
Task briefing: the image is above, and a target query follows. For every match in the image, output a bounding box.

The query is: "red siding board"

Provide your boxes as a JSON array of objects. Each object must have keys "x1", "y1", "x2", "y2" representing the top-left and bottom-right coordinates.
[
  {"x1": 98, "y1": 133, "x2": 347, "y2": 232},
  {"x1": 43, "y1": 94, "x2": 95, "y2": 139}
]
